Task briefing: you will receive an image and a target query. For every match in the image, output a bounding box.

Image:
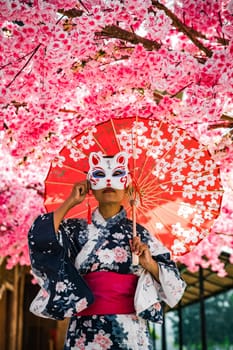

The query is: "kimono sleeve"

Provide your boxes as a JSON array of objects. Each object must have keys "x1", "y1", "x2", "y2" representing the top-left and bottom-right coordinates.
[
  {"x1": 140, "y1": 225, "x2": 186, "y2": 307},
  {"x1": 28, "y1": 213, "x2": 94, "y2": 320},
  {"x1": 134, "y1": 224, "x2": 186, "y2": 323}
]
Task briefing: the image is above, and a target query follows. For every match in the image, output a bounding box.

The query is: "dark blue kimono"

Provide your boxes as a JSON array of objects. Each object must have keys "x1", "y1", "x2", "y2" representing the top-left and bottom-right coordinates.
[{"x1": 28, "y1": 208, "x2": 185, "y2": 349}]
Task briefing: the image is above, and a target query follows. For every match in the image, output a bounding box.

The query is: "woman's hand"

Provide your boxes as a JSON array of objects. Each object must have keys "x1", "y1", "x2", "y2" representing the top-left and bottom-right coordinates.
[
  {"x1": 67, "y1": 181, "x2": 89, "y2": 207},
  {"x1": 53, "y1": 181, "x2": 89, "y2": 233},
  {"x1": 130, "y1": 236, "x2": 160, "y2": 281}
]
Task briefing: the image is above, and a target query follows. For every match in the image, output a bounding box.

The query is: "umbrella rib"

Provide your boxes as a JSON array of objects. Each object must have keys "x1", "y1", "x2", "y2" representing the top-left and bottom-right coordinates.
[
  {"x1": 139, "y1": 177, "x2": 223, "y2": 194},
  {"x1": 135, "y1": 200, "x2": 214, "y2": 245},
  {"x1": 154, "y1": 143, "x2": 219, "y2": 181},
  {"x1": 110, "y1": 118, "x2": 122, "y2": 152},
  {"x1": 45, "y1": 181, "x2": 74, "y2": 186},
  {"x1": 139, "y1": 188, "x2": 223, "y2": 205},
  {"x1": 135, "y1": 118, "x2": 220, "y2": 188},
  {"x1": 138, "y1": 165, "x2": 222, "y2": 193},
  {"x1": 130, "y1": 175, "x2": 222, "y2": 215},
  {"x1": 131, "y1": 118, "x2": 164, "y2": 184},
  {"x1": 91, "y1": 118, "x2": 123, "y2": 155},
  {"x1": 131, "y1": 116, "x2": 138, "y2": 179},
  {"x1": 135, "y1": 204, "x2": 173, "y2": 240},
  {"x1": 91, "y1": 134, "x2": 108, "y2": 154},
  {"x1": 150, "y1": 202, "x2": 218, "y2": 225},
  {"x1": 132, "y1": 118, "x2": 166, "y2": 184},
  {"x1": 153, "y1": 123, "x2": 204, "y2": 166},
  {"x1": 138, "y1": 195, "x2": 221, "y2": 216},
  {"x1": 135, "y1": 119, "x2": 176, "y2": 182},
  {"x1": 131, "y1": 165, "x2": 223, "y2": 207},
  {"x1": 64, "y1": 142, "x2": 89, "y2": 158},
  {"x1": 140, "y1": 191, "x2": 223, "y2": 207},
  {"x1": 136, "y1": 119, "x2": 165, "y2": 177},
  {"x1": 62, "y1": 164, "x2": 87, "y2": 173}
]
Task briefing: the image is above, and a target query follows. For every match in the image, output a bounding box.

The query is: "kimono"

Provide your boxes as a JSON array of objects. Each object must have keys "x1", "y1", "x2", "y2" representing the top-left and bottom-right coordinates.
[{"x1": 28, "y1": 207, "x2": 186, "y2": 350}]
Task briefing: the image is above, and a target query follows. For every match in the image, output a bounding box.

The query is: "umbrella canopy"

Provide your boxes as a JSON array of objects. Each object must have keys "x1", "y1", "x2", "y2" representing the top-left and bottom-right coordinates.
[{"x1": 44, "y1": 116, "x2": 223, "y2": 258}]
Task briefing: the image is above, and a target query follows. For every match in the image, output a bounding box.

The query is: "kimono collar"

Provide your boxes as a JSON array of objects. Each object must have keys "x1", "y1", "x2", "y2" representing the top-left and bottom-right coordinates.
[{"x1": 92, "y1": 206, "x2": 127, "y2": 229}]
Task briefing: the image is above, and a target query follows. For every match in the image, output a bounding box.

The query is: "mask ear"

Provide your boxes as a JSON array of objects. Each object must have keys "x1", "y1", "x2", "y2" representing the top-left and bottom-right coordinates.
[
  {"x1": 114, "y1": 152, "x2": 128, "y2": 166},
  {"x1": 89, "y1": 152, "x2": 102, "y2": 167}
]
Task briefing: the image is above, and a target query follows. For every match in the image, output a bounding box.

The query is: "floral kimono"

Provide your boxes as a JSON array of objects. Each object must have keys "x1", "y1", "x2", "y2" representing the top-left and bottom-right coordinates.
[{"x1": 28, "y1": 207, "x2": 186, "y2": 350}]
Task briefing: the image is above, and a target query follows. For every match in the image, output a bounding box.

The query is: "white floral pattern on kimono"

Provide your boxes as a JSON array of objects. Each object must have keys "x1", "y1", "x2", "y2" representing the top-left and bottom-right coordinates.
[{"x1": 28, "y1": 208, "x2": 186, "y2": 349}]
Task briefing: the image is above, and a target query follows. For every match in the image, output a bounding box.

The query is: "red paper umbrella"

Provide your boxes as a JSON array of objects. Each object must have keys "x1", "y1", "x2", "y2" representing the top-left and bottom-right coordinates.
[{"x1": 44, "y1": 116, "x2": 223, "y2": 258}]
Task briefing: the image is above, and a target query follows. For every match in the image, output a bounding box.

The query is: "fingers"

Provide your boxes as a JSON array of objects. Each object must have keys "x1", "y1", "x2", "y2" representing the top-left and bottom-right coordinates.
[
  {"x1": 79, "y1": 180, "x2": 90, "y2": 194},
  {"x1": 74, "y1": 181, "x2": 88, "y2": 196},
  {"x1": 78, "y1": 184, "x2": 86, "y2": 196},
  {"x1": 70, "y1": 181, "x2": 89, "y2": 204},
  {"x1": 130, "y1": 236, "x2": 149, "y2": 256}
]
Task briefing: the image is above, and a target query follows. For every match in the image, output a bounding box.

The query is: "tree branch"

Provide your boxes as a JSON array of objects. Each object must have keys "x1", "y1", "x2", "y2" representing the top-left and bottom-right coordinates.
[
  {"x1": 220, "y1": 114, "x2": 233, "y2": 122},
  {"x1": 58, "y1": 4, "x2": 227, "y2": 55},
  {"x1": 0, "y1": 45, "x2": 42, "y2": 70},
  {"x1": 152, "y1": 0, "x2": 213, "y2": 57},
  {"x1": 6, "y1": 44, "x2": 41, "y2": 88},
  {"x1": 95, "y1": 25, "x2": 161, "y2": 50},
  {"x1": 58, "y1": 8, "x2": 84, "y2": 18}
]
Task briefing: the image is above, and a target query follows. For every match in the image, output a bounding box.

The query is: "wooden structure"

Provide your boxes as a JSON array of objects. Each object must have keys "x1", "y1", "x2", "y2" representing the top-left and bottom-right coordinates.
[
  {"x1": 178, "y1": 252, "x2": 233, "y2": 308},
  {"x1": 0, "y1": 259, "x2": 25, "y2": 350},
  {"x1": 0, "y1": 259, "x2": 68, "y2": 350},
  {"x1": 159, "y1": 252, "x2": 233, "y2": 350}
]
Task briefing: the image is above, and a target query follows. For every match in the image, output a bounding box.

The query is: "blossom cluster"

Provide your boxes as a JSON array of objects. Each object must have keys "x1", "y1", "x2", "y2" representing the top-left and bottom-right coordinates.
[{"x1": 0, "y1": 0, "x2": 233, "y2": 273}]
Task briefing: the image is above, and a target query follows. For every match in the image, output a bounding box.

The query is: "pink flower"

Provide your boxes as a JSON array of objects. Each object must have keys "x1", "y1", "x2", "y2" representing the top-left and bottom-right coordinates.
[
  {"x1": 114, "y1": 247, "x2": 128, "y2": 263},
  {"x1": 75, "y1": 336, "x2": 86, "y2": 350},
  {"x1": 75, "y1": 298, "x2": 88, "y2": 313},
  {"x1": 93, "y1": 332, "x2": 113, "y2": 350}
]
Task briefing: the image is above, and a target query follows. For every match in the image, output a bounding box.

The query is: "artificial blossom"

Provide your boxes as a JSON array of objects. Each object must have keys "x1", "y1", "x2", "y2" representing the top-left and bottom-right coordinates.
[{"x1": 0, "y1": 0, "x2": 233, "y2": 273}]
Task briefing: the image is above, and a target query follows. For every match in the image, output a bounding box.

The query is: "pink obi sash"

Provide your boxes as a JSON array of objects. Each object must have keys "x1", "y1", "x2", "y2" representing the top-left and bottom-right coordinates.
[{"x1": 77, "y1": 271, "x2": 138, "y2": 316}]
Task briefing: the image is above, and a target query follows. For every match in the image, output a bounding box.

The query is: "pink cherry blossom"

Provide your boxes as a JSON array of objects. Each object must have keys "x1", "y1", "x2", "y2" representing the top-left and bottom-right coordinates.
[{"x1": 0, "y1": 0, "x2": 232, "y2": 276}]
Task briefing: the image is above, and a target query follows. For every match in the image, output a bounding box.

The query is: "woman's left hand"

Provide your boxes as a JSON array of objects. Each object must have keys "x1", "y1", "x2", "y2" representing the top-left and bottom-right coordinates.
[{"x1": 130, "y1": 236, "x2": 160, "y2": 281}]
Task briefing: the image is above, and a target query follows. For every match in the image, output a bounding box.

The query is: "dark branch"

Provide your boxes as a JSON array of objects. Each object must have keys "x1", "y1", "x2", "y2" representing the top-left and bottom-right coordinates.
[
  {"x1": 0, "y1": 45, "x2": 42, "y2": 70},
  {"x1": 220, "y1": 114, "x2": 233, "y2": 122},
  {"x1": 152, "y1": 0, "x2": 213, "y2": 57},
  {"x1": 170, "y1": 82, "x2": 193, "y2": 99},
  {"x1": 96, "y1": 25, "x2": 161, "y2": 51},
  {"x1": 58, "y1": 8, "x2": 84, "y2": 18},
  {"x1": 6, "y1": 44, "x2": 41, "y2": 88}
]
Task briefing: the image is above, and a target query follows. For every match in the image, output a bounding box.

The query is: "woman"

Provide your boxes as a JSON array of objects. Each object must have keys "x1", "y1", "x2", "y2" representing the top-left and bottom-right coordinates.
[{"x1": 28, "y1": 151, "x2": 186, "y2": 350}]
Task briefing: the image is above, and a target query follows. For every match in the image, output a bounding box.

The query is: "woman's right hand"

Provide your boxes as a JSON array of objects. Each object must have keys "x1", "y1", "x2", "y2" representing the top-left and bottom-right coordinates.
[
  {"x1": 54, "y1": 181, "x2": 90, "y2": 233},
  {"x1": 67, "y1": 181, "x2": 89, "y2": 208}
]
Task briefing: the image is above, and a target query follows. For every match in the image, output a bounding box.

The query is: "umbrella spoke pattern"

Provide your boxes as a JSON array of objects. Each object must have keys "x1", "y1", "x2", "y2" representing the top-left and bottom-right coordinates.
[{"x1": 45, "y1": 117, "x2": 223, "y2": 258}]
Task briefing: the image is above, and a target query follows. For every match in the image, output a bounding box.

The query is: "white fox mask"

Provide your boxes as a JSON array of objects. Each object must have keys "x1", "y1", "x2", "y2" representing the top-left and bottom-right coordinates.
[{"x1": 87, "y1": 151, "x2": 131, "y2": 190}]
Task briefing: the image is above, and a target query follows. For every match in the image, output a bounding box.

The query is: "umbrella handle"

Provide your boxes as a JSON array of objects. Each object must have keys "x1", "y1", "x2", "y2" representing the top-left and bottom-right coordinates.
[
  {"x1": 132, "y1": 203, "x2": 139, "y2": 266},
  {"x1": 132, "y1": 252, "x2": 139, "y2": 265}
]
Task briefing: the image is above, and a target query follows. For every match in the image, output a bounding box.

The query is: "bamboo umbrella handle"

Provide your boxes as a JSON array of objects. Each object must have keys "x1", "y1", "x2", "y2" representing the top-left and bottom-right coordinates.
[{"x1": 132, "y1": 202, "x2": 139, "y2": 265}]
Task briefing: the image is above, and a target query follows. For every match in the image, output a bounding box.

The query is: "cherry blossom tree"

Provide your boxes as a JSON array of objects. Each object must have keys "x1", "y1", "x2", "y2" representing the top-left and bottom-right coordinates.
[{"x1": 0, "y1": 0, "x2": 233, "y2": 273}]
